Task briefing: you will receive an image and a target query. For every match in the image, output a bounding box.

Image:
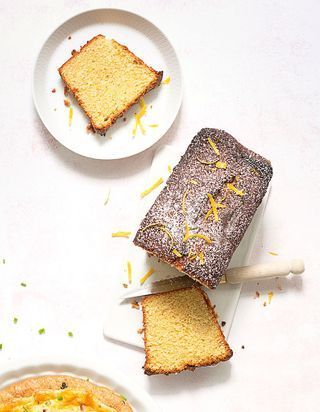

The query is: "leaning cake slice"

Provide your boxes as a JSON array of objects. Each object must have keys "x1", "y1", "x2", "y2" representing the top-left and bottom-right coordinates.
[
  {"x1": 142, "y1": 287, "x2": 232, "y2": 375},
  {"x1": 59, "y1": 34, "x2": 163, "y2": 134},
  {"x1": 134, "y1": 128, "x2": 273, "y2": 288}
]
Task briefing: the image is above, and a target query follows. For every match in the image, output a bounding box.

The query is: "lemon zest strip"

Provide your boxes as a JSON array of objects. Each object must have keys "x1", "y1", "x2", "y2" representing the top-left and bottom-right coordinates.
[
  {"x1": 140, "y1": 267, "x2": 155, "y2": 285},
  {"x1": 208, "y1": 137, "x2": 220, "y2": 156},
  {"x1": 133, "y1": 98, "x2": 147, "y2": 136},
  {"x1": 112, "y1": 231, "x2": 131, "y2": 238},
  {"x1": 141, "y1": 177, "x2": 164, "y2": 198},
  {"x1": 198, "y1": 251, "x2": 205, "y2": 265},
  {"x1": 68, "y1": 107, "x2": 73, "y2": 127},
  {"x1": 141, "y1": 223, "x2": 174, "y2": 249},
  {"x1": 183, "y1": 223, "x2": 212, "y2": 244},
  {"x1": 127, "y1": 261, "x2": 132, "y2": 284},
  {"x1": 172, "y1": 249, "x2": 182, "y2": 257},
  {"x1": 205, "y1": 193, "x2": 226, "y2": 222},
  {"x1": 215, "y1": 161, "x2": 227, "y2": 169},
  {"x1": 162, "y1": 76, "x2": 171, "y2": 84},
  {"x1": 227, "y1": 183, "x2": 244, "y2": 197},
  {"x1": 197, "y1": 158, "x2": 216, "y2": 165},
  {"x1": 182, "y1": 190, "x2": 188, "y2": 216}
]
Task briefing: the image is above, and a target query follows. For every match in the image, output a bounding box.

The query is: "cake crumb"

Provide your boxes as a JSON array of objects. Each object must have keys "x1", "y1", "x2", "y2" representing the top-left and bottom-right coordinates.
[
  {"x1": 137, "y1": 328, "x2": 144, "y2": 334},
  {"x1": 123, "y1": 117, "x2": 126, "y2": 122},
  {"x1": 64, "y1": 85, "x2": 69, "y2": 96},
  {"x1": 268, "y1": 251, "x2": 278, "y2": 256},
  {"x1": 64, "y1": 99, "x2": 70, "y2": 107},
  {"x1": 71, "y1": 49, "x2": 77, "y2": 56},
  {"x1": 221, "y1": 321, "x2": 226, "y2": 327},
  {"x1": 268, "y1": 291, "x2": 274, "y2": 304},
  {"x1": 122, "y1": 283, "x2": 128, "y2": 289},
  {"x1": 131, "y1": 300, "x2": 140, "y2": 310},
  {"x1": 263, "y1": 301, "x2": 267, "y2": 307},
  {"x1": 255, "y1": 291, "x2": 260, "y2": 298},
  {"x1": 51, "y1": 88, "x2": 56, "y2": 93},
  {"x1": 68, "y1": 35, "x2": 72, "y2": 40},
  {"x1": 241, "y1": 345, "x2": 245, "y2": 349},
  {"x1": 86, "y1": 124, "x2": 94, "y2": 133}
]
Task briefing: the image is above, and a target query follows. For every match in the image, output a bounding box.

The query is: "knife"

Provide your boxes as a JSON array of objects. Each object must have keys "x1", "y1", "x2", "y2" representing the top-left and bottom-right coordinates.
[{"x1": 120, "y1": 259, "x2": 304, "y2": 301}]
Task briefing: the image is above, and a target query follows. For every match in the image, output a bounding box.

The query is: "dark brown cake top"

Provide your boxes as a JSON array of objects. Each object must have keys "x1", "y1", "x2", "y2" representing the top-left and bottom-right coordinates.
[{"x1": 134, "y1": 128, "x2": 273, "y2": 288}]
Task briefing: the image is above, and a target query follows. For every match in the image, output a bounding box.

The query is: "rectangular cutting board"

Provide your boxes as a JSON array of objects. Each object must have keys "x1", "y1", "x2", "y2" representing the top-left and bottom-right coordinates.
[{"x1": 104, "y1": 145, "x2": 270, "y2": 348}]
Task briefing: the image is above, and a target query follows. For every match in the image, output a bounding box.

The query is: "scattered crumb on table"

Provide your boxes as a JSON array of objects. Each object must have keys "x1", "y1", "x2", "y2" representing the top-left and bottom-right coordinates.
[
  {"x1": 71, "y1": 49, "x2": 76, "y2": 56},
  {"x1": 122, "y1": 283, "x2": 128, "y2": 289},
  {"x1": 137, "y1": 328, "x2": 144, "y2": 335},
  {"x1": 51, "y1": 88, "x2": 56, "y2": 93},
  {"x1": 131, "y1": 300, "x2": 140, "y2": 310},
  {"x1": 123, "y1": 117, "x2": 126, "y2": 122},
  {"x1": 64, "y1": 99, "x2": 70, "y2": 107},
  {"x1": 241, "y1": 345, "x2": 245, "y2": 349},
  {"x1": 64, "y1": 85, "x2": 69, "y2": 96},
  {"x1": 255, "y1": 291, "x2": 260, "y2": 298},
  {"x1": 221, "y1": 321, "x2": 226, "y2": 327},
  {"x1": 263, "y1": 301, "x2": 267, "y2": 307},
  {"x1": 268, "y1": 251, "x2": 278, "y2": 256},
  {"x1": 86, "y1": 124, "x2": 94, "y2": 133},
  {"x1": 68, "y1": 35, "x2": 72, "y2": 40}
]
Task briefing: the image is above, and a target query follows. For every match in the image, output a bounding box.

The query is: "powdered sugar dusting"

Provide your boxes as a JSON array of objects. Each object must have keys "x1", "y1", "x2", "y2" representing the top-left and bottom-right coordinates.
[{"x1": 134, "y1": 128, "x2": 273, "y2": 289}]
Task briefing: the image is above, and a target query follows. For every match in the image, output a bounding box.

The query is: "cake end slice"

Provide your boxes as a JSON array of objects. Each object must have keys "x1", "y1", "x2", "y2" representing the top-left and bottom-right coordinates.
[
  {"x1": 141, "y1": 287, "x2": 232, "y2": 375},
  {"x1": 58, "y1": 34, "x2": 163, "y2": 134}
]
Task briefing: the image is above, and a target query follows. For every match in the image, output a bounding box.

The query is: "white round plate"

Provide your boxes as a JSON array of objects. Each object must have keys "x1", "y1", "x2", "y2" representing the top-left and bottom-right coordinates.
[
  {"x1": 0, "y1": 356, "x2": 161, "y2": 411},
  {"x1": 33, "y1": 8, "x2": 182, "y2": 160}
]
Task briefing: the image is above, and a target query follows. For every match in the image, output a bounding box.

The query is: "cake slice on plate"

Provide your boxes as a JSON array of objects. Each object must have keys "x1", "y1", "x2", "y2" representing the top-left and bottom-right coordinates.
[
  {"x1": 141, "y1": 287, "x2": 232, "y2": 375},
  {"x1": 59, "y1": 34, "x2": 163, "y2": 134}
]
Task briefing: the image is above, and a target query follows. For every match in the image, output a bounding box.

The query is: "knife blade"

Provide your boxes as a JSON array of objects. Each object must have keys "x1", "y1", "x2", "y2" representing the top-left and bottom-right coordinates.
[
  {"x1": 119, "y1": 259, "x2": 304, "y2": 301},
  {"x1": 120, "y1": 274, "x2": 227, "y2": 301}
]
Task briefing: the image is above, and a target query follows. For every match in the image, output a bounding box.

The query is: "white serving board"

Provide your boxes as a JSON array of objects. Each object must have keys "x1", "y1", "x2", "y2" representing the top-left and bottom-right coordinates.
[
  {"x1": 0, "y1": 356, "x2": 160, "y2": 411},
  {"x1": 33, "y1": 8, "x2": 182, "y2": 160},
  {"x1": 104, "y1": 145, "x2": 270, "y2": 348}
]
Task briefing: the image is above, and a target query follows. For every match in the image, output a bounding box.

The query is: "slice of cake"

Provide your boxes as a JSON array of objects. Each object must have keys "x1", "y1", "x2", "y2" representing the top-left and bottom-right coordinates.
[
  {"x1": 134, "y1": 128, "x2": 273, "y2": 289},
  {"x1": 142, "y1": 287, "x2": 232, "y2": 375},
  {"x1": 58, "y1": 34, "x2": 163, "y2": 134}
]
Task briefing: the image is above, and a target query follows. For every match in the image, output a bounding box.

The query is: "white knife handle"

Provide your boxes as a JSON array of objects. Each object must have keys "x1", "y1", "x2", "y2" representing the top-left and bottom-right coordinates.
[{"x1": 225, "y1": 259, "x2": 305, "y2": 284}]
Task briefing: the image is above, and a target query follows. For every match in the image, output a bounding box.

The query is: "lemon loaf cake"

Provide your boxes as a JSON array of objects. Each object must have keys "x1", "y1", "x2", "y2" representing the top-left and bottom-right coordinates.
[
  {"x1": 134, "y1": 128, "x2": 273, "y2": 289},
  {"x1": 142, "y1": 287, "x2": 233, "y2": 375},
  {"x1": 59, "y1": 34, "x2": 163, "y2": 134},
  {"x1": 0, "y1": 375, "x2": 132, "y2": 411}
]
